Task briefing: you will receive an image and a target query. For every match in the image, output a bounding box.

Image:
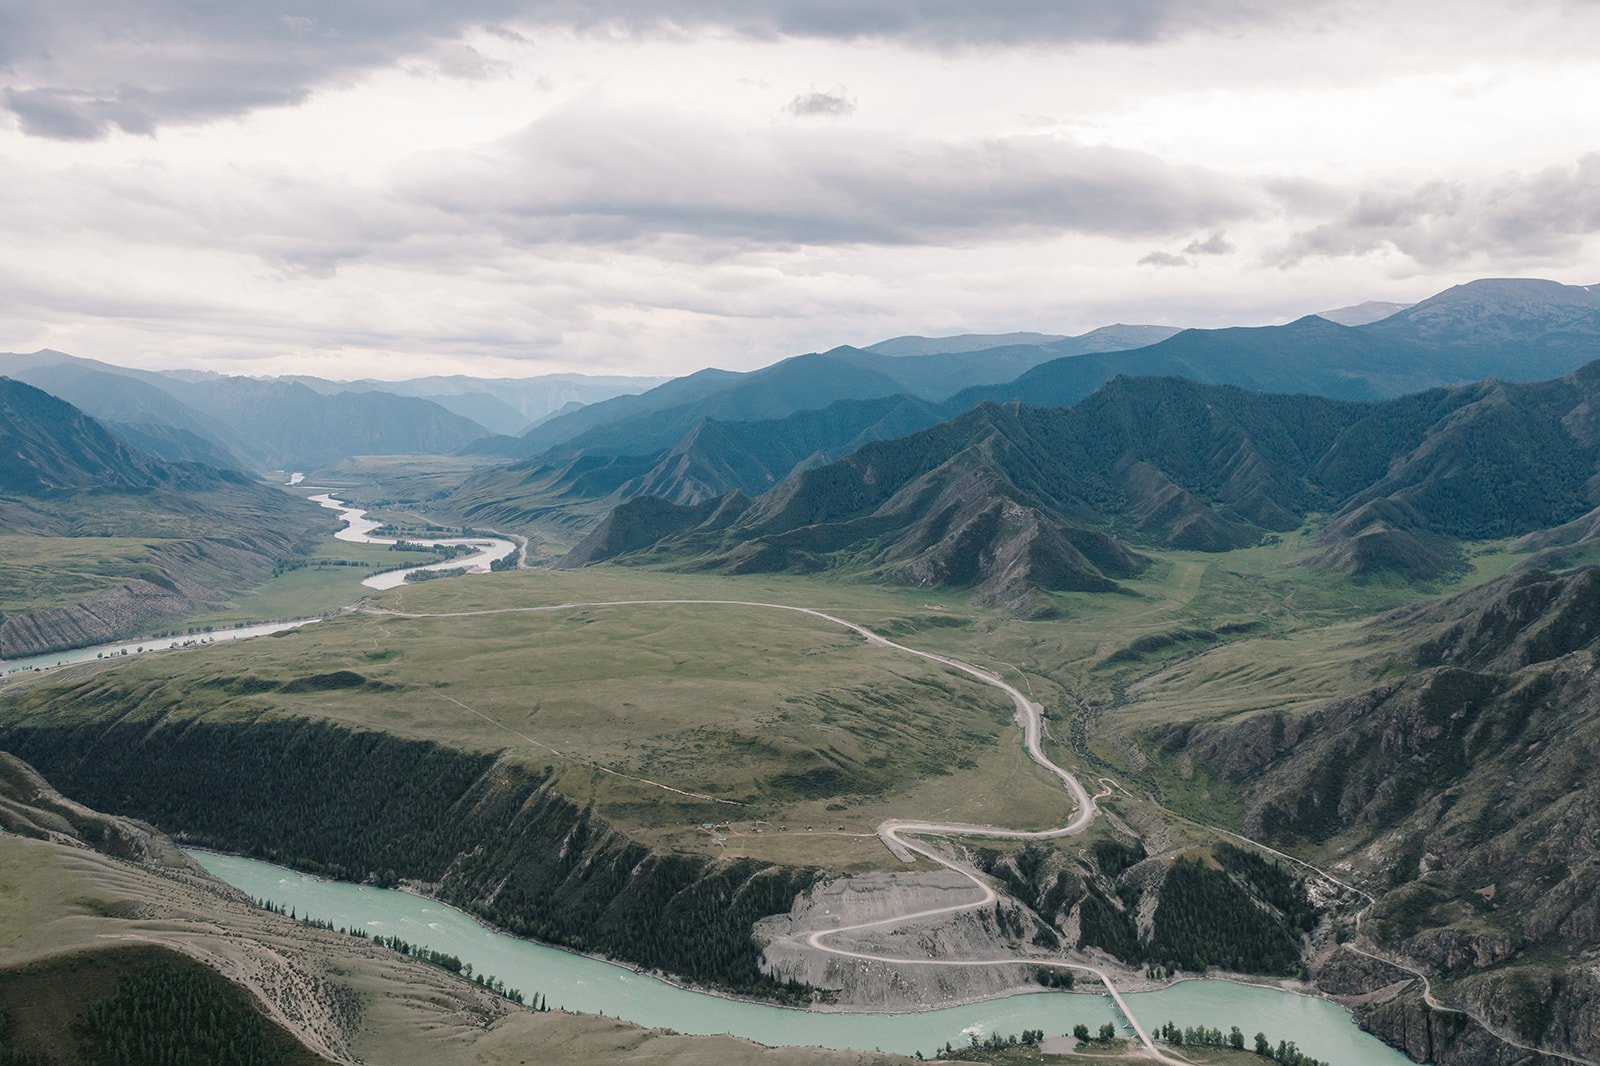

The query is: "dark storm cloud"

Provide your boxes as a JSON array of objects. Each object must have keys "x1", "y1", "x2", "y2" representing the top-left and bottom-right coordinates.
[
  {"x1": 552, "y1": 0, "x2": 1288, "y2": 45},
  {"x1": 1279, "y1": 154, "x2": 1600, "y2": 267},
  {"x1": 0, "y1": 2, "x2": 529, "y2": 139},
  {"x1": 405, "y1": 104, "x2": 1269, "y2": 248},
  {"x1": 0, "y1": 0, "x2": 1291, "y2": 139}
]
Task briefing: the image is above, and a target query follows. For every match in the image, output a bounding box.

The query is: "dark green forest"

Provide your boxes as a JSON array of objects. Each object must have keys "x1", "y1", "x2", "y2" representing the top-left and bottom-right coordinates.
[
  {"x1": 977, "y1": 840, "x2": 1314, "y2": 976},
  {"x1": 0, "y1": 714, "x2": 819, "y2": 997},
  {"x1": 1147, "y1": 856, "x2": 1307, "y2": 975},
  {"x1": 0, "y1": 946, "x2": 324, "y2": 1066}
]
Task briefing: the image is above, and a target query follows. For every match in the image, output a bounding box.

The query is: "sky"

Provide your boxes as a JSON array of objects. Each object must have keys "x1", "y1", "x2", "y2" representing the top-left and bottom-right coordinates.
[{"x1": 2, "y1": 0, "x2": 1599, "y2": 380}]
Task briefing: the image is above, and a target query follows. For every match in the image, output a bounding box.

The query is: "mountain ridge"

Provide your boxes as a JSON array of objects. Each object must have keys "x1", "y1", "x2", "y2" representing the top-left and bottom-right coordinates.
[
  {"x1": 565, "y1": 362, "x2": 1600, "y2": 604},
  {"x1": 0, "y1": 377, "x2": 327, "y2": 659},
  {"x1": 1, "y1": 350, "x2": 495, "y2": 470}
]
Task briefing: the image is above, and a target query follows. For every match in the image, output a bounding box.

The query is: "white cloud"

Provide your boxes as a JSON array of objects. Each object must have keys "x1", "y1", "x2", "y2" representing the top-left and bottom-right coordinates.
[
  {"x1": 1, "y1": 0, "x2": 1599, "y2": 378},
  {"x1": 1278, "y1": 155, "x2": 1600, "y2": 268},
  {"x1": 401, "y1": 103, "x2": 1270, "y2": 250}
]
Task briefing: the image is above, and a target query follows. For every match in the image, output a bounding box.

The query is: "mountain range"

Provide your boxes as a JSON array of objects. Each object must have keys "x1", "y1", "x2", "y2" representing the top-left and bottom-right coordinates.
[
  {"x1": 472, "y1": 323, "x2": 1185, "y2": 461},
  {"x1": 1161, "y1": 563, "x2": 1600, "y2": 1061},
  {"x1": 0, "y1": 377, "x2": 326, "y2": 658},
  {"x1": 564, "y1": 362, "x2": 1600, "y2": 610},
  {"x1": 264, "y1": 370, "x2": 667, "y2": 437},
  {"x1": 8, "y1": 278, "x2": 1599, "y2": 540},
  {"x1": 0, "y1": 351, "x2": 661, "y2": 470},
  {"x1": 442, "y1": 280, "x2": 1600, "y2": 544}
]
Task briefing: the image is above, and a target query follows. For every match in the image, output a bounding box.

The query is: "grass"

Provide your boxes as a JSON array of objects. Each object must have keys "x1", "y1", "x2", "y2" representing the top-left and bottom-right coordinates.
[
  {"x1": 8, "y1": 506, "x2": 1577, "y2": 870},
  {"x1": 0, "y1": 482, "x2": 329, "y2": 647},
  {"x1": 179, "y1": 538, "x2": 402, "y2": 628},
  {"x1": 759, "y1": 523, "x2": 1568, "y2": 835},
  {"x1": 12, "y1": 476, "x2": 1587, "y2": 867},
  {"x1": 0, "y1": 534, "x2": 160, "y2": 612},
  {"x1": 4, "y1": 571, "x2": 1081, "y2": 867}
]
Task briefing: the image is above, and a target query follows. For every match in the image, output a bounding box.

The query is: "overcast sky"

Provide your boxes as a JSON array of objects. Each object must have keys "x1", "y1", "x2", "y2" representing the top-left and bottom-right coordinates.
[{"x1": 2, "y1": 0, "x2": 1598, "y2": 379}]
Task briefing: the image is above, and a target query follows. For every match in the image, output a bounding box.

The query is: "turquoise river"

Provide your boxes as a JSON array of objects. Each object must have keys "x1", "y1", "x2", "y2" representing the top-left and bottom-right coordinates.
[{"x1": 194, "y1": 851, "x2": 1417, "y2": 1064}]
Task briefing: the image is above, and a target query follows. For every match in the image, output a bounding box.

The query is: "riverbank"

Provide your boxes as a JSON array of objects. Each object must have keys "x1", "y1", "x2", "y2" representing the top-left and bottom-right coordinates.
[
  {"x1": 307, "y1": 492, "x2": 516, "y2": 588},
  {"x1": 193, "y1": 850, "x2": 1412, "y2": 1064},
  {"x1": 0, "y1": 617, "x2": 316, "y2": 680}
]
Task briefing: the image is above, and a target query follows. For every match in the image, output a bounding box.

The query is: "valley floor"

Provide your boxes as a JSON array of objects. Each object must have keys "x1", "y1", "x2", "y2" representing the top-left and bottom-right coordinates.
[{"x1": 7, "y1": 482, "x2": 1598, "y2": 1066}]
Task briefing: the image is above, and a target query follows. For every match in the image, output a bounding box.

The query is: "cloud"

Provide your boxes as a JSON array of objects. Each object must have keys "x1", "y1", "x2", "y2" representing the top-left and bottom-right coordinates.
[
  {"x1": 1137, "y1": 230, "x2": 1234, "y2": 267},
  {"x1": 543, "y1": 0, "x2": 1292, "y2": 46},
  {"x1": 405, "y1": 103, "x2": 1270, "y2": 249},
  {"x1": 408, "y1": 43, "x2": 513, "y2": 81},
  {"x1": 1139, "y1": 250, "x2": 1191, "y2": 268},
  {"x1": 786, "y1": 90, "x2": 855, "y2": 118},
  {"x1": 1278, "y1": 154, "x2": 1600, "y2": 267},
  {"x1": 0, "y1": 3, "x2": 526, "y2": 139},
  {"x1": 1183, "y1": 231, "x2": 1235, "y2": 255},
  {"x1": 0, "y1": 1, "x2": 1296, "y2": 138}
]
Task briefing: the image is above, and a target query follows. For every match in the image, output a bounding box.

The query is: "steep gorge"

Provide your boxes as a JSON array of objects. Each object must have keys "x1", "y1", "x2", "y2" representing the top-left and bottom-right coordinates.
[{"x1": 0, "y1": 708, "x2": 819, "y2": 997}]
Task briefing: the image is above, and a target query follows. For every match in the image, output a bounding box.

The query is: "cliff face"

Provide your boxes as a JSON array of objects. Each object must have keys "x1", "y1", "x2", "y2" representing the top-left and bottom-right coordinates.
[
  {"x1": 0, "y1": 535, "x2": 309, "y2": 660},
  {"x1": 1357, "y1": 989, "x2": 1519, "y2": 1066},
  {"x1": 0, "y1": 709, "x2": 818, "y2": 996},
  {"x1": 0, "y1": 581, "x2": 193, "y2": 659}
]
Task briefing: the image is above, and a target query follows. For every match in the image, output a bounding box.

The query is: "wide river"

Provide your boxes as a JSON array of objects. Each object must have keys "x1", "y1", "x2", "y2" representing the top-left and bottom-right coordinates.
[
  {"x1": 307, "y1": 492, "x2": 517, "y2": 589},
  {"x1": 0, "y1": 618, "x2": 314, "y2": 678},
  {"x1": 194, "y1": 852, "x2": 1416, "y2": 1064},
  {"x1": 0, "y1": 491, "x2": 514, "y2": 679}
]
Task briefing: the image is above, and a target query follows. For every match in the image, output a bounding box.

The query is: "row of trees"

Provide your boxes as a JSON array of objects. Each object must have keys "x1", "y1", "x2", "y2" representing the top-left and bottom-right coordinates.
[
  {"x1": 924, "y1": 1028, "x2": 1047, "y2": 1060},
  {"x1": 254, "y1": 898, "x2": 535, "y2": 1007},
  {"x1": 1155, "y1": 1020, "x2": 1330, "y2": 1066},
  {"x1": 404, "y1": 566, "x2": 469, "y2": 583}
]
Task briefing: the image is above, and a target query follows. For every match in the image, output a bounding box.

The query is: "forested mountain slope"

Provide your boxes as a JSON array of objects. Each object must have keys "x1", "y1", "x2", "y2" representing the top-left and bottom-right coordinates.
[
  {"x1": 955, "y1": 278, "x2": 1600, "y2": 412},
  {"x1": 567, "y1": 363, "x2": 1600, "y2": 605},
  {"x1": 443, "y1": 394, "x2": 952, "y2": 540},
  {"x1": 1153, "y1": 565, "x2": 1600, "y2": 1063}
]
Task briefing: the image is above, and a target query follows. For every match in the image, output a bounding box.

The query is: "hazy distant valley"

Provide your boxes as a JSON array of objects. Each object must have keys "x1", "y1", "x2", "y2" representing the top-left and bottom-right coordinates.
[{"x1": 10, "y1": 279, "x2": 1600, "y2": 1066}]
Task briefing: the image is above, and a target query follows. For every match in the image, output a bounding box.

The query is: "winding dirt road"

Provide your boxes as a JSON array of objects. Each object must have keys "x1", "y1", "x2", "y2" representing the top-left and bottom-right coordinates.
[
  {"x1": 366, "y1": 594, "x2": 1600, "y2": 1065},
  {"x1": 367, "y1": 597, "x2": 1188, "y2": 1062}
]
